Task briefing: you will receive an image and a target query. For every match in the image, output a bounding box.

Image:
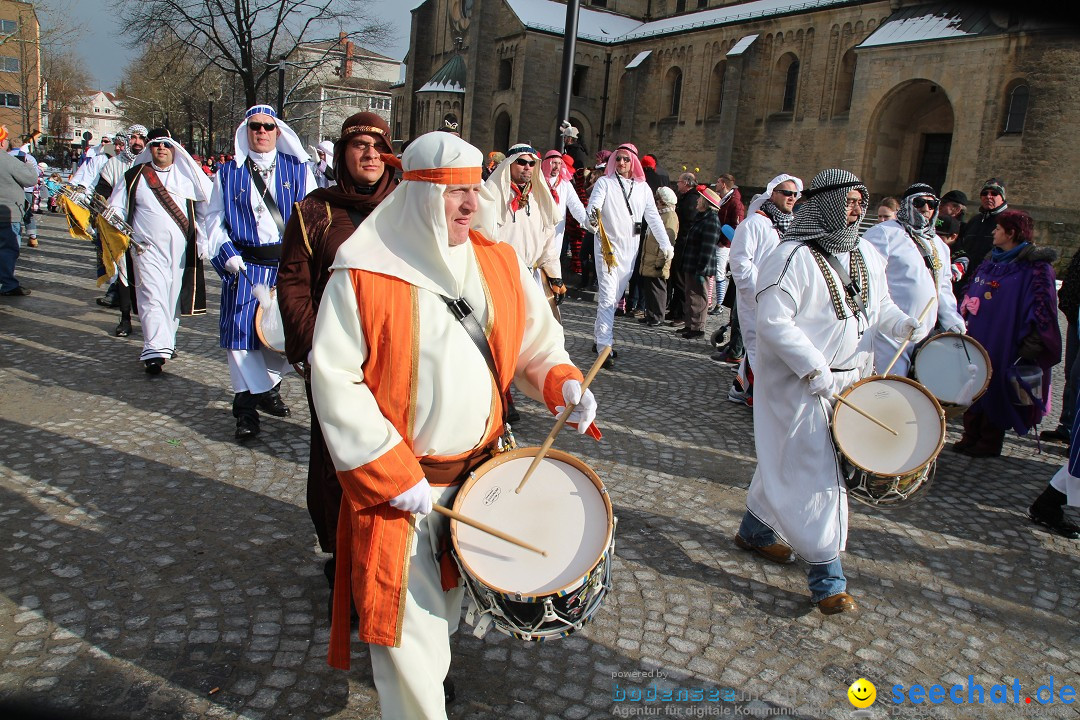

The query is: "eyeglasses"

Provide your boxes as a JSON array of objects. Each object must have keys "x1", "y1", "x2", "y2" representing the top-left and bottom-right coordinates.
[
  {"x1": 514, "y1": 159, "x2": 536, "y2": 167},
  {"x1": 148, "y1": 140, "x2": 169, "y2": 149},
  {"x1": 247, "y1": 122, "x2": 277, "y2": 132},
  {"x1": 913, "y1": 197, "x2": 939, "y2": 210},
  {"x1": 844, "y1": 198, "x2": 869, "y2": 209},
  {"x1": 980, "y1": 189, "x2": 1001, "y2": 197},
  {"x1": 774, "y1": 189, "x2": 800, "y2": 198}
]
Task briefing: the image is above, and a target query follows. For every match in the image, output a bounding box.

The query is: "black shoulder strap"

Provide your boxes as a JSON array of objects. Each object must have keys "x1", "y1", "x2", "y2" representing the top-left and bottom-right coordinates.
[
  {"x1": 810, "y1": 240, "x2": 868, "y2": 323},
  {"x1": 439, "y1": 294, "x2": 509, "y2": 424},
  {"x1": 246, "y1": 158, "x2": 286, "y2": 236}
]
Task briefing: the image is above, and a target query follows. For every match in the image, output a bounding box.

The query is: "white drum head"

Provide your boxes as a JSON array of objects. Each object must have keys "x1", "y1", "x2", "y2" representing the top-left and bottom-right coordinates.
[
  {"x1": 453, "y1": 449, "x2": 612, "y2": 598},
  {"x1": 255, "y1": 289, "x2": 286, "y2": 354},
  {"x1": 913, "y1": 333, "x2": 990, "y2": 405},
  {"x1": 833, "y1": 377, "x2": 944, "y2": 476}
]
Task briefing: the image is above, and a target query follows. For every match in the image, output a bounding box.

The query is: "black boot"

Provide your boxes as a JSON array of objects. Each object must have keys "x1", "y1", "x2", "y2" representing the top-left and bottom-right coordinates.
[
  {"x1": 1029, "y1": 485, "x2": 1080, "y2": 538},
  {"x1": 115, "y1": 312, "x2": 132, "y2": 337},
  {"x1": 233, "y1": 391, "x2": 261, "y2": 441},
  {"x1": 97, "y1": 282, "x2": 119, "y2": 308},
  {"x1": 257, "y1": 382, "x2": 291, "y2": 417}
]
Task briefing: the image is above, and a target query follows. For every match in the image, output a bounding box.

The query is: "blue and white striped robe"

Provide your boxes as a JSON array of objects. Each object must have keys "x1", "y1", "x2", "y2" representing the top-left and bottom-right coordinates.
[{"x1": 208, "y1": 153, "x2": 307, "y2": 350}]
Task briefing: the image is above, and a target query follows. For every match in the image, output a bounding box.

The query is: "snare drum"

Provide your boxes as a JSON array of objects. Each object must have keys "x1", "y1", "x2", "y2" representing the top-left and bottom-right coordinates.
[
  {"x1": 911, "y1": 332, "x2": 991, "y2": 417},
  {"x1": 832, "y1": 376, "x2": 945, "y2": 508},
  {"x1": 254, "y1": 287, "x2": 286, "y2": 354},
  {"x1": 450, "y1": 447, "x2": 614, "y2": 641}
]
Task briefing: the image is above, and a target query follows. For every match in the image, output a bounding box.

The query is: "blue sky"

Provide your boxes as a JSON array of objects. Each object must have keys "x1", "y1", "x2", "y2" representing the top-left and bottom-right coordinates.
[{"x1": 67, "y1": 0, "x2": 414, "y2": 91}]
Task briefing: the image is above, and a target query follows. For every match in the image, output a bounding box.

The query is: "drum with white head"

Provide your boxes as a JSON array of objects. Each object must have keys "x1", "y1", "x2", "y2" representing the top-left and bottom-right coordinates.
[
  {"x1": 450, "y1": 447, "x2": 614, "y2": 640},
  {"x1": 832, "y1": 376, "x2": 945, "y2": 508},
  {"x1": 911, "y1": 332, "x2": 991, "y2": 418}
]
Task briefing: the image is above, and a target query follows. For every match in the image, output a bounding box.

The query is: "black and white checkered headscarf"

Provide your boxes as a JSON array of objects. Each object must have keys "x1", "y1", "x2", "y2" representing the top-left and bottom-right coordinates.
[
  {"x1": 782, "y1": 169, "x2": 868, "y2": 254},
  {"x1": 896, "y1": 182, "x2": 939, "y2": 243}
]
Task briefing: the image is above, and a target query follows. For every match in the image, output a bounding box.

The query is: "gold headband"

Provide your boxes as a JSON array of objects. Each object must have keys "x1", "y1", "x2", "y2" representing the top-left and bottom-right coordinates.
[{"x1": 343, "y1": 125, "x2": 388, "y2": 138}]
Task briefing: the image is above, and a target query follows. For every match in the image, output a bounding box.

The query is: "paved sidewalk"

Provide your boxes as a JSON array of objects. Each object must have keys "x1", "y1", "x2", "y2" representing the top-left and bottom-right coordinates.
[{"x1": 1, "y1": 216, "x2": 1077, "y2": 719}]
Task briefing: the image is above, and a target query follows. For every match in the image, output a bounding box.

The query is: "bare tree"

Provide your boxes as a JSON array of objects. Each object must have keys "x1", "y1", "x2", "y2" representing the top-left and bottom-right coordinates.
[
  {"x1": 113, "y1": 0, "x2": 393, "y2": 111},
  {"x1": 40, "y1": 49, "x2": 90, "y2": 144}
]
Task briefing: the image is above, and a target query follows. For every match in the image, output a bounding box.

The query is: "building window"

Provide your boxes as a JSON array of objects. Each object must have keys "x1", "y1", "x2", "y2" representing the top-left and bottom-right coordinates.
[
  {"x1": 1003, "y1": 82, "x2": 1028, "y2": 134},
  {"x1": 0, "y1": 56, "x2": 19, "y2": 73},
  {"x1": 104, "y1": 108, "x2": 111, "y2": 114},
  {"x1": 591, "y1": 0, "x2": 607, "y2": 7},
  {"x1": 833, "y1": 49, "x2": 856, "y2": 115},
  {"x1": 498, "y1": 58, "x2": 513, "y2": 91},
  {"x1": 1, "y1": 93, "x2": 18, "y2": 107},
  {"x1": 676, "y1": 0, "x2": 686, "y2": 11},
  {"x1": 93, "y1": 106, "x2": 100, "y2": 113},
  {"x1": 369, "y1": 97, "x2": 391, "y2": 111},
  {"x1": 773, "y1": 54, "x2": 800, "y2": 113},
  {"x1": 0, "y1": 20, "x2": 16, "y2": 34},
  {"x1": 572, "y1": 64, "x2": 588, "y2": 97},
  {"x1": 664, "y1": 67, "x2": 682, "y2": 117},
  {"x1": 707, "y1": 61, "x2": 725, "y2": 116},
  {"x1": 697, "y1": 0, "x2": 707, "y2": 7}
]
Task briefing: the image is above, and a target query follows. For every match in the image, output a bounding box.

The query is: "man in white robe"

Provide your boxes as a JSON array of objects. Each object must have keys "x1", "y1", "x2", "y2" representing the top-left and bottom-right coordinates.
[
  {"x1": 726, "y1": 173, "x2": 802, "y2": 405},
  {"x1": 311, "y1": 131, "x2": 599, "y2": 719},
  {"x1": 95, "y1": 125, "x2": 148, "y2": 321},
  {"x1": 736, "y1": 169, "x2": 925, "y2": 615},
  {"x1": 108, "y1": 131, "x2": 212, "y2": 373},
  {"x1": 541, "y1": 149, "x2": 591, "y2": 270},
  {"x1": 586, "y1": 142, "x2": 673, "y2": 369}
]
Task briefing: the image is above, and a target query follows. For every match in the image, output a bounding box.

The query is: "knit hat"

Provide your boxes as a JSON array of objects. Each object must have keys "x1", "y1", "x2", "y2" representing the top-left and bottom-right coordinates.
[
  {"x1": 981, "y1": 178, "x2": 1006, "y2": 198},
  {"x1": 656, "y1": 186, "x2": 677, "y2": 207},
  {"x1": 641, "y1": 155, "x2": 657, "y2": 170}
]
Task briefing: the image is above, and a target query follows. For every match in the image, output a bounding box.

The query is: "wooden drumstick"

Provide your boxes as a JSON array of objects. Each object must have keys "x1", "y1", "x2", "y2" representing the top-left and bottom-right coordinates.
[
  {"x1": 515, "y1": 345, "x2": 611, "y2": 494},
  {"x1": 882, "y1": 298, "x2": 936, "y2": 377},
  {"x1": 832, "y1": 394, "x2": 898, "y2": 436},
  {"x1": 431, "y1": 505, "x2": 547, "y2": 556}
]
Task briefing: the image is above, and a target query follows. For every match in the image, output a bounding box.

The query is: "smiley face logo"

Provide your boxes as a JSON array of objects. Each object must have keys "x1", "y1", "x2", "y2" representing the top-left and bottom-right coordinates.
[{"x1": 848, "y1": 678, "x2": 876, "y2": 708}]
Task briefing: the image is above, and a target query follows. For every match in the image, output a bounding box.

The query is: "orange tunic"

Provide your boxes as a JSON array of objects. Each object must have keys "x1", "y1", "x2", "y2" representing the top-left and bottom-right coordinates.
[{"x1": 327, "y1": 231, "x2": 597, "y2": 669}]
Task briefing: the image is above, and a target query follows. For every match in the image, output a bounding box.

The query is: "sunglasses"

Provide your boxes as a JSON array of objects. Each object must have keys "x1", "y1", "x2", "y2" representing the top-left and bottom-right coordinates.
[
  {"x1": 148, "y1": 140, "x2": 170, "y2": 149},
  {"x1": 515, "y1": 159, "x2": 536, "y2": 167},
  {"x1": 913, "y1": 197, "x2": 939, "y2": 210},
  {"x1": 980, "y1": 189, "x2": 1002, "y2": 197},
  {"x1": 247, "y1": 122, "x2": 277, "y2": 132},
  {"x1": 774, "y1": 189, "x2": 800, "y2": 198},
  {"x1": 614, "y1": 156, "x2": 632, "y2": 163}
]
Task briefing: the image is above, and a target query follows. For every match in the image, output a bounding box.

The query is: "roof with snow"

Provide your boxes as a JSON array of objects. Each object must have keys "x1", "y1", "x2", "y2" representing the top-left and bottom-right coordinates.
[
  {"x1": 418, "y1": 54, "x2": 467, "y2": 93},
  {"x1": 503, "y1": 0, "x2": 861, "y2": 44},
  {"x1": 857, "y1": 2, "x2": 1005, "y2": 48}
]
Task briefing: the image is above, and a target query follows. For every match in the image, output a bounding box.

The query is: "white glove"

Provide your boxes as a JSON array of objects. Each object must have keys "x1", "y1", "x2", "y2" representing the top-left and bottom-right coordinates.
[
  {"x1": 224, "y1": 256, "x2": 246, "y2": 275},
  {"x1": 661, "y1": 245, "x2": 674, "y2": 262},
  {"x1": 947, "y1": 322, "x2": 966, "y2": 334},
  {"x1": 555, "y1": 379, "x2": 597, "y2": 434},
  {"x1": 388, "y1": 478, "x2": 432, "y2": 515},
  {"x1": 807, "y1": 367, "x2": 835, "y2": 399},
  {"x1": 892, "y1": 315, "x2": 927, "y2": 343},
  {"x1": 196, "y1": 241, "x2": 209, "y2": 261}
]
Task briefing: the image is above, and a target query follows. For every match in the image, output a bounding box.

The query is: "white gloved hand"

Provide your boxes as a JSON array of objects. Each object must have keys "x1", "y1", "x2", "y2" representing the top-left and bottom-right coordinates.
[
  {"x1": 388, "y1": 478, "x2": 432, "y2": 515},
  {"x1": 947, "y1": 322, "x2": 966, "y2": 334},
  {"x1": 224, "y1": 256, "x2": 246, "y2": 275},
  {"x1": 807, "y1": 367, "x2": 835, "y2": 399},
  {"x1": 196, "y1": 241, "x2": 209, "y2": 261},
  {"x1": 555, "y1": 379, "x2": 597, "y2": 434},
  {"x1": 661, "y1": 245, "x2": 675, "y2": 262},
  {"x1": 892, "y1": 315, "x2": 927, "y2": 343}
]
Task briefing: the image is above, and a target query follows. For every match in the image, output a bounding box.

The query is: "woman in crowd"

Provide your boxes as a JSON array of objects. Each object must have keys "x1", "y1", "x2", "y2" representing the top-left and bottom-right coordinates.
[
  {"x1": 639, "y1": 186, "x2": 679, "y2": 327},
  {"x1": 954, "y1": 210, "x2": 1061, "y2": 457}
]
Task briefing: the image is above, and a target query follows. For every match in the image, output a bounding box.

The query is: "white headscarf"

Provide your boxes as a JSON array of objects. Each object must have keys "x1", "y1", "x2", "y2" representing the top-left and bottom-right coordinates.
[
  {"x1": 311, "y1": 140, "x2": 336, "y2": 169},
  {"x1": 132, "y1": 136, "x2": 213, "y2": 202},
  {"x1": 232, "y1": 104, "x2": 309, "y2": 167},
  {"x1": 332, "y1": 132, "x2": 497, "y2": 298},
  {"x1": 484, "y1": 142, "x2": 558, "y2": 234},
  {"x1": 747, "y1": 173, "x2": 804, "y2": 216}
]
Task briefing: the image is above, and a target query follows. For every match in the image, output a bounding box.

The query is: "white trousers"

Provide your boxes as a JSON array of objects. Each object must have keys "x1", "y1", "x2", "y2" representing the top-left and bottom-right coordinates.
[
  {"x1": 133, "y1": 238, "x2": 184, "y2": 362},
  {"x1": 226, "y1": 348, "x2": 292, "y2": 394},
  {"x1": 1050, "y1": 464, "x2": 1080, "y2": 506},
  {"x1": 593, "y1": 237, "x2": 637, "y2": 349},
  {"x1": 369, "y1": 485, "x2": 464, "y2": 720}
]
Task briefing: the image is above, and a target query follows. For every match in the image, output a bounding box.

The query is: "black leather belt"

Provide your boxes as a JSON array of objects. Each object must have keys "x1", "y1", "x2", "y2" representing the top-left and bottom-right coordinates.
[{"x1": 239, "y1": 244, "x2": 282, "y2": 266}]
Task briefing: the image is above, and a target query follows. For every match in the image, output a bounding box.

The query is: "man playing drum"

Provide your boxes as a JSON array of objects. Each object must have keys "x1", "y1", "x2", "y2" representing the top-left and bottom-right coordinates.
[
  {"x1": 735, "y1": 169, "x2": 926, "y2": 615},
  {"x1": 206, "y1": 104, "x2": 316, "y2": 440},
  {"x1": 310, "y1": 131, "x2": 600, "y2": 719}
]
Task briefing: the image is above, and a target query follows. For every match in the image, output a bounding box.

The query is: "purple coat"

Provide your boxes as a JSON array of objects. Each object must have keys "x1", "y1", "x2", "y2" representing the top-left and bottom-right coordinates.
[{"x1": 959, "y1": 244, "x2": 1061, "y2": 434}]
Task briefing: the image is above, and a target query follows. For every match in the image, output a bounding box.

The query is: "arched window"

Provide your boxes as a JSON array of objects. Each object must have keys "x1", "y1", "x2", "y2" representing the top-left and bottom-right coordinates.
[
  {"x1": 1003, "y1": 82, "x2": 1029, "y2": 134},
  {"x1": 782, "y1": 59, "x2": 800, "y2": 112},
  {"x1": 664, "y1": 67, "x2": 683, "y2": 117},
  {"x1": 833, "y1": 48, "x2": 856, "y2": 115},
  {"x1": 707, "y1": 61, "x2": 726, "y2": 116}
]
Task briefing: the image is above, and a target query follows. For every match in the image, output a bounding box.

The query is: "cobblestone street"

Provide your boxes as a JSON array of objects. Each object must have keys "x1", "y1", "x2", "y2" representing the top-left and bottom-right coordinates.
[{"x1": 1, "y1": 215, "x2": 1078, "y2": 719}]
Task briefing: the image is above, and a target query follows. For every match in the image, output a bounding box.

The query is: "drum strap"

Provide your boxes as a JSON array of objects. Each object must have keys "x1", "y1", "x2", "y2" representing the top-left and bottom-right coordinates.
[
  {"x1": 810, "y1": 241, "x2": 869, "y2": 325},
  {"x1": 440, "y1": 295, "x2": 506, "y2": 420}
]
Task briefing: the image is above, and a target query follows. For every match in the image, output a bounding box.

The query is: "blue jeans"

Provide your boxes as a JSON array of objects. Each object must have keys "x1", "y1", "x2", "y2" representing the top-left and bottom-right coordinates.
[
  {"x1": 23, "y1": 191, "x2": 36, "y2": 240},
  {"x1": 0, "y1": 221, "x2": 23, "y2": 292},
  {"x1": 739, "y1": 510, "x2": 846, "y2": 602}
]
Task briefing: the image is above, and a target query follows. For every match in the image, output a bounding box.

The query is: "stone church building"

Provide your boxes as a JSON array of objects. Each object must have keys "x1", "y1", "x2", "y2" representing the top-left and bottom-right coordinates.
[{"x1": 392, "y1": 0, "x2": 1079, "y2": 246}]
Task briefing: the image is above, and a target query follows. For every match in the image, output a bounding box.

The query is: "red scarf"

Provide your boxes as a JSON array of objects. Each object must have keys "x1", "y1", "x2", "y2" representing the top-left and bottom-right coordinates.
[
  {"x1": 546, "y1": 175, "x2": 560, "y2": 204},
  {"x1": 510, "y1": 182, "x2": 532, "y2": 214}
]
